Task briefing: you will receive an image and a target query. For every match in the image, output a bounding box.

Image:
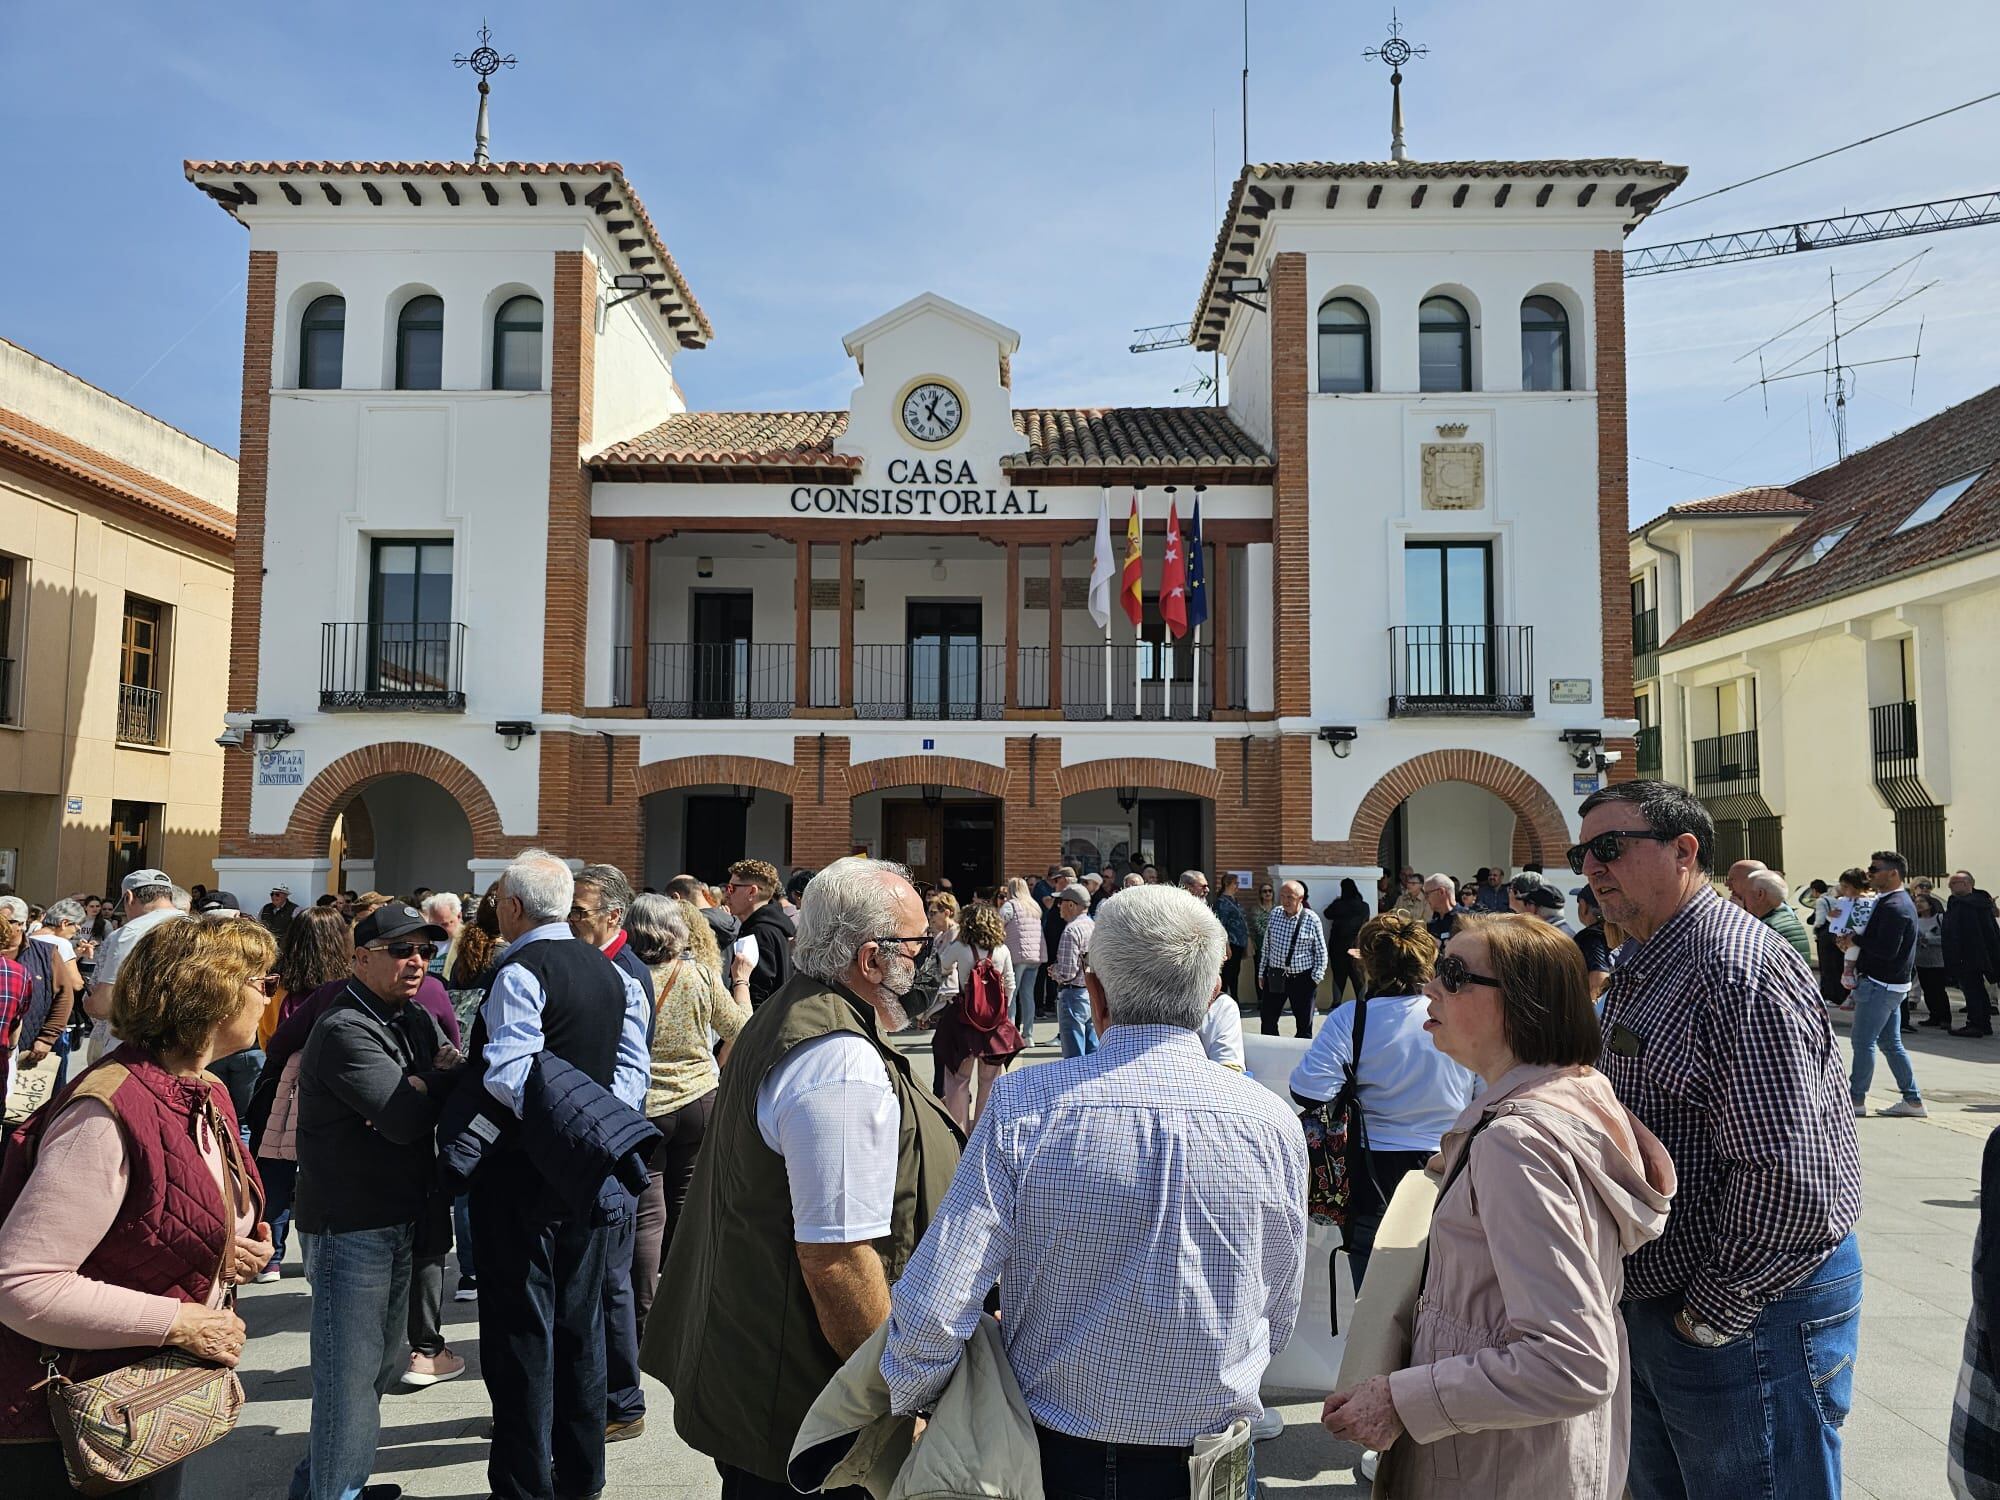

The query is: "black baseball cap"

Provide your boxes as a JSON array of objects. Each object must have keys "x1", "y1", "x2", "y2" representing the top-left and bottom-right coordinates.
[
  {"x1": 353, "y1": 901, "x2": 447, "y2": 948},
  {"x1": 192, "y1": 890, "x2": 242, "y2": 914}
]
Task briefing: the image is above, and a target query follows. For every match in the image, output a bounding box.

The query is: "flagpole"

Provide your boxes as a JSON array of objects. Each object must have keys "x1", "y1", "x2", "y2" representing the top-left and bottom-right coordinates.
[
  {"x1": 1101, "y1": 486, "x2": 1112, "y2": 718},
  {"x1": 1191, "y1": 486, "x2": 1204, "y2": 714},
  {"x1": 1133, "y1": 485, "x2": 1145, "y2": 718}
]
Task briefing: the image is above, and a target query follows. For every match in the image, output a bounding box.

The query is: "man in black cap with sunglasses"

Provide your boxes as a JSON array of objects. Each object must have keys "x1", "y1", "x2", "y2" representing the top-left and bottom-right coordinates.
[{"x1": 292, "y1": 900, "x2": 461, "y2": 1500}]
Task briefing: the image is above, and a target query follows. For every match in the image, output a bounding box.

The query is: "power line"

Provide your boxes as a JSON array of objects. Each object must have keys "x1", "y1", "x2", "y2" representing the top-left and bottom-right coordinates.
[{"x1": 1647, "y1": 88, "x2": 2000, "y2": 219}]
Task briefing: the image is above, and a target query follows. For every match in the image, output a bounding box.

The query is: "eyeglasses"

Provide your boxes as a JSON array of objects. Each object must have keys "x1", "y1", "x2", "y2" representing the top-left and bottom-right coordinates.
[
  {"x1": 248, "y1": 973, "x2": 281, "y2": 998},
  {"x1": 872, "y1": 933, "x2": 935, "y2": 967},
  {"x1": 567, "y1": 904, "x2": 607, "y2": 921},
  {"x1": 367, "y1": 941, "x2": 438, "y2": 963},
  {"x1": 1566, "y1": 829, "x2": 1677, "y2": 875},
  {"x1": 1434, "y1": 954, "x2": 1501, "y2": 994}
]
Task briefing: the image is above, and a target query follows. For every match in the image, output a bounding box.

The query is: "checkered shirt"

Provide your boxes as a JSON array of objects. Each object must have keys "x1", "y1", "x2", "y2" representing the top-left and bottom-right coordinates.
[
  {"x1": 880, "y1": 1024, "x2": 1308, "y2": 1445},
  {"x1": 0, "y1": 954, "x2": 27, "y2": 1048},
  {"x1": 1598, "y1": 886, "x2": 1862, "y2": 1337},
  {"x1": 1257, "y1": 906, "x2": 1328, "y2": 984}
]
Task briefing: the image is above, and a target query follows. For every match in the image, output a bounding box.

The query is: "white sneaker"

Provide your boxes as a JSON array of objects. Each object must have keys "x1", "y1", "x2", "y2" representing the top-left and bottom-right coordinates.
[
  {"x1": 1250, "y1": 1406, "x2": 1284, "y2": 1441},
  {"x1": 1360, "y1": 1449, "x2": 1380, "y2": 1480},
  {"x1": 1878, "y1": 1099, "x2": 1929, "y2": 1118},
  {"x1": 253, "y1": 1266, "x2": 281, "y2": 1284},
  {"x1": 1853, "y1": 1101, "x2": 1867, "y2": 1117}
]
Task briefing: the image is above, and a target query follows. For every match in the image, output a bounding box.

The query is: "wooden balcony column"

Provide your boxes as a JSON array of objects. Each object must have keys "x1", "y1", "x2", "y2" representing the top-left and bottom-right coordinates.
[
  {"x1": 1005, "y1": 541, "x2": 1021, "y2": 710},
  {"x1": 1048, "y1": 539, "x2": 1064, "y2": 714},
  {"x1": 794, "y1": 538, "x2": 812, "y2": 710},
  {"x1": 839, "y1": 540, "x2": 856, "y2": 709},
  {"x1": 628, "y1": 537, "x2": 652, "y2": 711},
  {"x1": 1211, "y1": 541, "x2": 1231, "y2": 709}
]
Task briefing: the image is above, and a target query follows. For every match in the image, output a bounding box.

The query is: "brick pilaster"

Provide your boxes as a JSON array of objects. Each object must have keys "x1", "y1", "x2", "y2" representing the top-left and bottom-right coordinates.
[
  {"x1": 1595, "y1": 250, "x2": 1634, "y2": 720},
  {"x1": 539, "y1": 730, "x2": 642, "y2": 874},
  {"x1": 1269, "y1": 252, "x2": 1312, "y2": 718},
  {"x1": 790, "y1": 734, "x2": 854, "y2": 870},
  {"x1": 1211, "y1": 734, "x2": 1281, "y2": 881},
  {"x1": 1003, "y1": 735, "x2": 1063, "y2": 879},
  {"x1": 220, "y1": 250, "x2": 277, "y2": 856},
  {"x1": 543, "y1": 251, "x2": 596, "y2": 717}
]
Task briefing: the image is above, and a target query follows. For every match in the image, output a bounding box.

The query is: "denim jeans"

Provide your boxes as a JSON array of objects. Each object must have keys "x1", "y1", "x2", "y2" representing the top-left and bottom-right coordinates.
[
  {"x1": 1014, "y1": 962, "x2": 1042, "y2": 1045},
  {"x1": 471, "y1": 1173, "x2": 611, "y2": 1500},
  {"x1": 452, "y1": 1193, "x2": 476, "y2": 1281},
  {"x1": 1850, "y1": 975, "x2": 1921, "y2": 1104},
  {"x1": 258, "y1": 1156, "x2": 297, "y2": 1268},
  {"x1": 1625, "y1": 1232, "x2": 1862, "y2": 1500},
  {"x1": 1057, "y1": 985, "x2": 1097, "y2": 1059},
  {"x1": 289, "y1": 1223, "x2": 415, "y2": 1500}
]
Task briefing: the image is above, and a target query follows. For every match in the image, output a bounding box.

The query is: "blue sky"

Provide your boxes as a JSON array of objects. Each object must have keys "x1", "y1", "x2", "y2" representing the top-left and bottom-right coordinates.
[{"x1": 3, "y1": 1, "x2": 1996, "y2": 523}]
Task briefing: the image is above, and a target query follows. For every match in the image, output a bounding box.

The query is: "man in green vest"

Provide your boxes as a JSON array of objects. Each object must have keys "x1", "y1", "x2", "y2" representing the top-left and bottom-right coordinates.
[
  {"x1": 1745, "y1": 869, "x2": 1815, "y2": 964},
  {"x1": 643, "y1": 855, "x2": 961, "y2": 1498}
]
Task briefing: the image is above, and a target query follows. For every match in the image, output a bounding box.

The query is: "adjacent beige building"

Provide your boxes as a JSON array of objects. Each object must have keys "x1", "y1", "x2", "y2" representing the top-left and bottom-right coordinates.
[
  {"x1": 1631, "y1": 382, "x2": 1998, "y2": 882},
  {"x1": 0, "y1": 337, "x2": 236, "y2": 899}
]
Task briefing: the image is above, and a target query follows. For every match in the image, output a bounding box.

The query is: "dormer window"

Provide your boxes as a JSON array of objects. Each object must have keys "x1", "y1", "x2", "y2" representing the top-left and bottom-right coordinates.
[
  {"x1": 1316, "y1": 297, "x2": 1372, "y2": 393},
  {"x1": 1419, "y1": 296, "x2": 1472, "y2": 393},
  {"x1": 395, "y1": 296, "x2": 444, "y2": 390},
  {"x1": 299, "y1": 295, "x2": 345, "y2": 390},
  {"x1": 1520, "y1": 296, "x2": 1571, "y2": 391},
  {"x1": 1895, "y1": 470, "x2": 1984, "y2": 533},
  {"x1": 492, "y1": 295, "x2": 544, "y2": 391}
]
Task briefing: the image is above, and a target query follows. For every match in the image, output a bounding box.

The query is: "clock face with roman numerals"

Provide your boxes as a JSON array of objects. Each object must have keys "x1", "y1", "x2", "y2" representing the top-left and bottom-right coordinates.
[{"x1": 901, "y1": 381, "x2": 963, "y2": 445}]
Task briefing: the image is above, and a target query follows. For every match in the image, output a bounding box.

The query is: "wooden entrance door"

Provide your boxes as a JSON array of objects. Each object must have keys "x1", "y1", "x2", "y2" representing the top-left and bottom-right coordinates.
[{"x1": 881, "y1": 799, "x2": 999, "y2": 891}]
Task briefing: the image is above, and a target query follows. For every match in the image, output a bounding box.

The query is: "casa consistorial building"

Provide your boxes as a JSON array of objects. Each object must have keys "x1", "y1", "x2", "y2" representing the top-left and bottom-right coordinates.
[{"x1": 184, "y1": 149, "x2": 1681, "y2": 899}]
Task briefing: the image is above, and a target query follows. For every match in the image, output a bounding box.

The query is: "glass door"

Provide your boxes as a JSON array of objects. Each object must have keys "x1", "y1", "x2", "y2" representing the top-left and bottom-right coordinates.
[
  {"x1": 369, "y1": 540, "x2": 453, "y2": 695},
  {"x1": 906, "y1": 601, "x2": 982, "y2": 718},
  {"x1": 690, "y1": 592, "x2": 754, "y2": 717},
  {"x1": 1403, "y1": 542, "x2": 1493, "y2": 698}
]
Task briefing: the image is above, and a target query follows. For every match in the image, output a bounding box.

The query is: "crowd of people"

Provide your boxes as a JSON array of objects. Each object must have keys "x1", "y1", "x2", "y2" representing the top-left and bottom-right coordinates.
[{"x1": 1, "y1": 786, "x2": 1998, "y2": 1497}]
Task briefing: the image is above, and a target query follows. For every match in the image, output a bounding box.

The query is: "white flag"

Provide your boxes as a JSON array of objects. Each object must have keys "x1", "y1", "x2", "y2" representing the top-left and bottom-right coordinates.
[{"x1": 1088, "y1": 489, "x2": 1116, "y2": 629}]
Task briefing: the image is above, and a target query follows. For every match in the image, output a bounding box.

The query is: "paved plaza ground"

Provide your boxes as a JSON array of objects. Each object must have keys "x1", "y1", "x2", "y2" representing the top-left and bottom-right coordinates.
[{"x1": 193, "y1": 1009, "x2": 1990, "y2": 1498}]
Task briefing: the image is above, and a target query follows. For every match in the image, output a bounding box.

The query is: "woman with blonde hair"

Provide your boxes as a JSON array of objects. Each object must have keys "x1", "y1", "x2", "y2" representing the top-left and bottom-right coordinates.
[
  {"x1": 0, "y1": 916, "x2": 274, "y2": 1498},
  {"x1": 1322, "y1": 914, "x2": 1675, "y2": 1498},
  {"x1": 672, "y1": 896, "x2": 723, "y2": 979},
  {"x1": 931, "y1": 902, "x2": 1022, "y2": 1129},
  {"x1": 624, "y1": 893, "x2": 749, "y2": 1329}
]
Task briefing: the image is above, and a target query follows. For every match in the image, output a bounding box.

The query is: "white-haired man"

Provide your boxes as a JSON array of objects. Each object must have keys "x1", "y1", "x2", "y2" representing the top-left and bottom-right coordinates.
[
  {"x1": 1743, "y1": 870, "x2": 1813, "y2": 964},
  {"x1": 883, "y1": 883, "x2": 1307, "y2": 1499},
  {"x1": 646, "y1": 856, "x2": 961, "y2": 1498},
  {"x1": 1420, "y1": 873, "x2": 1458, "y2": 944},
  {"x1": 470, "y1": 850, "x2": 650, "y2": 1500}
]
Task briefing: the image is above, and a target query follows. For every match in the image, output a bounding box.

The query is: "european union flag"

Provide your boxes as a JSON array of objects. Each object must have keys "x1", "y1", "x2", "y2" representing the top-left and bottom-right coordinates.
[{"x1": 1186, "y1": 496, "x2": 1208, "y2": 629}]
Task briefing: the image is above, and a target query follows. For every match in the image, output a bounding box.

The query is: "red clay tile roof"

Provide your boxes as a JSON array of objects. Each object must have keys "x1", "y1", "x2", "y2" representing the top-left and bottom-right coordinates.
[
  {"x1": 182, "y1": 160, "x2": 711, "y2": 346},
  {"x1": 1193, "y1": 159, "x2": 1687, "y2": 351},
  {"x1": 1634, "y1": 486, "x2": 1818, "y2": 536},
  {"x1": 590, "y1": 406, "x2": 1271, "y2": 479},
  {"x1": 0, "y1": 406, "x2": 235, "y2": 552},
  {"x1": 1666, "y1": 383, "x2": 2000, "y2": 650}
]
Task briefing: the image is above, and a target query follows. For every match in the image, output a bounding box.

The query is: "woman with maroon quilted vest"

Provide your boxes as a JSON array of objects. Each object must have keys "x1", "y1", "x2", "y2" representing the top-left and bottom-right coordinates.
[{"x1": 0, "y1": 914, "x2": 275, "y2": 1498}]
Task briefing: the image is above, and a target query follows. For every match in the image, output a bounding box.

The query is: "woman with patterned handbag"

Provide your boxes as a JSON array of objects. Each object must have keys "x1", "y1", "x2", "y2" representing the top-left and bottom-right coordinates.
[{"x1": 0, "y1": 914, "x2": 275, "y2": 1498}]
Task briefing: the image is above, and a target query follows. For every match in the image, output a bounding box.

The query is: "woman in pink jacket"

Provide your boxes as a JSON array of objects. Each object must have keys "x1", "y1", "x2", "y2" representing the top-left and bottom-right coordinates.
[{"x1": 1322, "y1": 913, "x2": 1676, "y2": 1498}]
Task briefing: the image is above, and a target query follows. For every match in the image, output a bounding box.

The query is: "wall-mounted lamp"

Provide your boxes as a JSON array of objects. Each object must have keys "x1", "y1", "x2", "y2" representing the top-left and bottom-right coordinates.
[
  {"x1": 930, "y1": 558, "x2": 948, "y2": 582},
  {"x1": 1224, "y1": 275, "x2": 1268, "y2": 314},
  {"x1": 1558, "y1": 728, "x2": 1604, "y2": 769},
  {"x1": 1317, "y1": 724, "x2": 1358, "y2": 759},
  {"x1": 732, "y1": 783, "x2": 758, "y2": 805},
  {"x1": 603, "y1": 271, "x2": 654, "y2": 311},
  {"x1": 250, "y1": 718, "x2": 296, "y2": 748},
  {"x1": 696, "y1": 556, "x2": 714, "y2": 579},
  {"x1": 495, "y1": 720, "x2": 536, "y2": 751},
  {"x1": 920, "y1": 784, "x2": 944, "y2": 809},
  {"x1": 1115, "y1": 785, "x2": 1139, "y2": 812}
]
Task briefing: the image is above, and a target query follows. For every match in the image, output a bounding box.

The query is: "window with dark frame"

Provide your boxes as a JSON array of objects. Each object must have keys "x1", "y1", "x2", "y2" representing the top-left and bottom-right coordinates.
[
  {"x1": 368, "y1": 539, "x2": 454, "y2": 695},
  {"x1": 1520, "y1": 295, "x2": 1571, "y2": 391},
  {"x1": 492, "y1": 295, "x2": 544, "y2": 391},
  {"x1": 1419, "y1": 295, "x2": 1472, "y2": 392},
  {"x1": 0, "y1": 555, "x2": 14, "y2": 722},
  {"x1": 299, "y1": 294, "x2": 345, "y2": 389},
  {"x1": 395, "y1": 295, "x2": 444, "y2": 390},
  {"x1": 1316, "y1": 297, "x2": 1372, "y2": 393},
  {"x1": 118, "y1": 595, "x2": 167, "y2": 745}
]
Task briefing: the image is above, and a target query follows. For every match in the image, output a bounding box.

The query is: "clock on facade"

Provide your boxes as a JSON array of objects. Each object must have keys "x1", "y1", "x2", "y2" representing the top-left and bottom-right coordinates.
[{"x1": 899, "y1": 379, "x2": 964, "y2": 446}]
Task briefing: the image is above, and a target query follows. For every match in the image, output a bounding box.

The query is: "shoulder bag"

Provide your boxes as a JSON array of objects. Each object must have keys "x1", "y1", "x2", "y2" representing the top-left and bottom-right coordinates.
[
  {"x1": 32, "y1": 1093, "x2": 248, "y2": 1496},
  {"x1": 1300, "y1": 992, "x2": 1370, "y2": 1228}
]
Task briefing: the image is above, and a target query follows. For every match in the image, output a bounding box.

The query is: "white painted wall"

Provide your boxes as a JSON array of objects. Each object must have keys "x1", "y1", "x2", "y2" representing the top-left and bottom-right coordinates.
[
  {"x1": 357, "y1": 772, "x2": 474, "y2": 895},
  {"x1": 1402, "y1": 780, "x2": 1516, "y2": 882}
]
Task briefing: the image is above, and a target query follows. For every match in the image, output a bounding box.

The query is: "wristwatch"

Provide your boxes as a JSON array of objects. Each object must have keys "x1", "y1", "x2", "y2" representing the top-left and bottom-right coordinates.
[{"x1": 1675, "y1": 1307, "x2": 1733, "y2": 1348}]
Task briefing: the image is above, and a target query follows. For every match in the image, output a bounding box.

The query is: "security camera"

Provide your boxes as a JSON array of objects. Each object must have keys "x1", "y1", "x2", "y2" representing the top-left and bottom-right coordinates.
[
  {"x1": 1599, "y1": 750, "x2": 1623, "y2": 765},
  {"x1": 214, "y1": 726, "x2": 245, "y2": 749}
]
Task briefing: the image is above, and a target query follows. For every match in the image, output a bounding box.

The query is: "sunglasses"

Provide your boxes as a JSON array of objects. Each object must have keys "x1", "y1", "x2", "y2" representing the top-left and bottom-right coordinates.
[
  {"x1": 1434, "y1": 954, "x2": 1501, "y2": 994},
  {"x1": 567, "y1": 905, "x2": 607, "y2": 921},
  {"x1": 872, "y1": 933, "x2": 935, "y2": 967},
  {"x1": 368, "y1": 941, "x2": 438, "y2": 962},
  {"x1": 1566, "y1": 829, "x2": 1677, "y2": 875},
  {"x1": 249, "y1": 973, "x2": 281, "y2": 998}
]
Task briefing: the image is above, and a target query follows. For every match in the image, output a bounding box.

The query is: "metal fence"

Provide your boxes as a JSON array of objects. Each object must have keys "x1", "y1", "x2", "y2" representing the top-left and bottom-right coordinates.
[
  {"x1": 117, "y1": 683, "x2": 165, "y2": 745},
  {"x1": 853, "y1": 643, "x2": 1006, "y2": 720},
  {"x1": 320, "y1": 622, "x2": 466, "y2": 710},
  {"x1": 1692, "y1": 730, "x2": 1761, "y2": 797},
  {"x1": 1388, "y1": 625, "x2": 1534, "y2": 715}
]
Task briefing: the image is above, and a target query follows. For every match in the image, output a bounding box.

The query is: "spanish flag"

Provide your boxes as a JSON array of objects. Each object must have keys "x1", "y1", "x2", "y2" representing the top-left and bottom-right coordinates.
[{"x1": 1120, "y1": 492, "x2": 1144, "y2": 628}]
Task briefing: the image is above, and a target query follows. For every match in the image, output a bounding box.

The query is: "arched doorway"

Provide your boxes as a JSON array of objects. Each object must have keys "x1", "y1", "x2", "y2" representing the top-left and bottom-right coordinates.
[
  {"x1": 1377, "y1": 781, "x2": 1520, "y2": 885},
  {"x1": 1058, "y1": 785, "x2": 1213, "y2": 883},
  {"x1": 852, "y1": 785, "x2": 999, "y2": 893},
  {"x1": 1343, "y1": 749, "x2": 1572, "y2": 882},
  {"x1": 643, "y1": 784, "x2": 794, "y2": 888},
  {"x1": 334, "y1": 774, "x2": 475, "y2": 896}
]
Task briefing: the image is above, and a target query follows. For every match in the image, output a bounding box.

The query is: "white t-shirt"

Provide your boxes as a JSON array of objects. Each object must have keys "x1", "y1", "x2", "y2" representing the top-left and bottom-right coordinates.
[
  {"x1": 31, "y1": 932, "x2": 76, "y2": 965},
  {"x1": 84, "y1": 908, "x2": 183, "y2": 1059},
  {"x1": 1199, "y1": 994, "x2": 1245, "y2": 1070},
  {"x1": 755, "y1": 1033, "x2": 899, "y2": 1243}
]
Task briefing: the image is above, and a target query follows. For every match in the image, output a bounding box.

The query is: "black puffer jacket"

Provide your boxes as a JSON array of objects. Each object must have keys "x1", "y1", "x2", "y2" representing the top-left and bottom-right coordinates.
[
  {"x1": 740, "y1": 900, "x2": 796, "y2": 1009},
  {"x1": 1945, "y1": 888, "x2": 2000, "y2": 978}
]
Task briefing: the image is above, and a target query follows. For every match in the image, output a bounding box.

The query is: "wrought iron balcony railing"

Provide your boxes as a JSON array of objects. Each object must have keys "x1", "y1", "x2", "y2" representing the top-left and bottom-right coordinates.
[
  {"x1": 853, "y1": 642, "x2": 1007, "y2": 720},
  {"x1": 320, "y1": 622, "x2": 467, "y2": 711},
  {"x1": 1635, "y1": 724, "x2": 1662, "y2": 775},
  {"x1": 1692, "y1": 729, "x2": 1760, "y2": 797},
  {"x1": 1388, "y1": 625, "x2": 1534, "y2": 716},
  {"x1": 1632, "y1": 607, "x2": 1660, "y2": 659},
  {"x1": 1058, "y1": 643, "x2": 1243, "y2": 721},
  {"x1": 116, "y1": 683, "x2": 165, "y2": 745}
]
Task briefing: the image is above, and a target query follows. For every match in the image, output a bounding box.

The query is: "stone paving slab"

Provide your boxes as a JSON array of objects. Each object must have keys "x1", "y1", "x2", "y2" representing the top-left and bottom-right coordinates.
[{"x1": 185, "y1": 1009, "x2": 1997, "y2": 1497}]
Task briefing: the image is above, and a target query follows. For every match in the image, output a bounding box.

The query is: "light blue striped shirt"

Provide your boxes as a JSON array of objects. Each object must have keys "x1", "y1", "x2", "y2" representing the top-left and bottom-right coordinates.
[
  {"x1": 480, "y1": 922, "x2": 650, "y2": 1115},
  {"x1": 881, "y1": 1024, "x2": 1308, "y2": 1445}
]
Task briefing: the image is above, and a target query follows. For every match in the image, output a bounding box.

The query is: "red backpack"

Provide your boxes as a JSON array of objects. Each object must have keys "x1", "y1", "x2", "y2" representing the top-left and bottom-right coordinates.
[{"x1": 960, "y1": 954, "x2": 1011, "y2": 1033}]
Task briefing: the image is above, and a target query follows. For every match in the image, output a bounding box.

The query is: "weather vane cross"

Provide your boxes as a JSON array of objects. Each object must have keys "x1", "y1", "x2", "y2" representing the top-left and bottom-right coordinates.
[
  {"x1": 1363, "y1": 9, "x2": 1428, "y2": 163},
  {"x1": 453, "y1": 21, "x2": 517, "y2": 166}
]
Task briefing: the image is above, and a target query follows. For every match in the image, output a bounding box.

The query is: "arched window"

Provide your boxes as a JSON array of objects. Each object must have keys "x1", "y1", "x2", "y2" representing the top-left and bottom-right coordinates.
[
  {"x1": 492, "y1": 295, "x2": 543, "y2": 391},
  {"x1": 1521, "y1": 295, "x2": 1571, "y2": 391},
  {"x1": 299, "y1": 294, "x2": 345, "y2": 390},
  {"x1": 1316, "y1": 297, "x2": 1372, "y2": 393},
  {"x1": 395, "y1": 295, "x2": 444, "y2": 390},
  {"x1": 1418, "y1": 296, "x2": 1472, "y2": 393}
]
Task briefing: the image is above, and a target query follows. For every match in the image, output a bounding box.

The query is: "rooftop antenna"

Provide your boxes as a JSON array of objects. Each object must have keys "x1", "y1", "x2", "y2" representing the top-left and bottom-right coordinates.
[
  {"x1": 1241, "y1": 0, "x2": 1250, "y2": 170},
  {"x1": 1364, "y1": 9, "x2": 1428, "y2": 163},
  {"x1": 453, "y1": 21, "x2": 516, "y2": 166}
]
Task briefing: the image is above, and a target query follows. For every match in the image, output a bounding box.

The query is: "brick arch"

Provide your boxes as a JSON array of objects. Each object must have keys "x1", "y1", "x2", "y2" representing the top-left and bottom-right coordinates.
[
  {"x1": 285, "y1": 742, "x2": 512, "y2": 859},
  {"x1": 632, "y1": 755, "x2": 799, "y2": 800},
  {"x1": 1344, "y1": 749, "x2": 1571, "y2": 868},
  {"x1": 1056, "y1": 756, "x2": 1224, "y2": 803},
  {"x1": 847, "y1": 754, "x2": 1011, "y2": 800}
]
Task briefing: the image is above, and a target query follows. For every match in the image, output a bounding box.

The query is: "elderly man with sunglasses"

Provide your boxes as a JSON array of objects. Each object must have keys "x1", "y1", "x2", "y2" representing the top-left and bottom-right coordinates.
[
  {"x1": 1573, "y1": 780, "x2": 1861, "y2": 1500},
  {"x1": 290, "y1": 900, "x2": 462, "y2": 1500},
  {"x1": 645, "y1": 855, "x2": 961, "y2": 1499}
]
